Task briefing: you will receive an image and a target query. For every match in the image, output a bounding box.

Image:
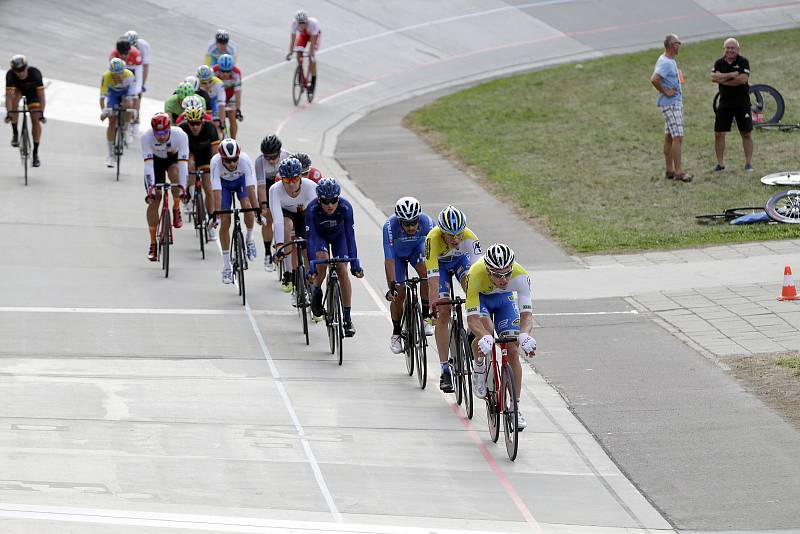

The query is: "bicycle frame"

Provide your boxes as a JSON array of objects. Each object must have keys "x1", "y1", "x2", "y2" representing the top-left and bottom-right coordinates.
[
  {"x1": 152, "y1": 182, "x2": 179, "y2": 278},
  {"x1": 311, "y1": 250, "x2": 359, "y2": 365},
  {"x1": 399, "y1": 276, "x2": 428, "y2": 389},
  {"x1": 8, "y1": 96, "x2": 31, "y2": 185},
  {"x1": 275, "y1": 238, "x2": 311, "y2": 345},
  {"x1": 188, "y1": 170, "x2": 207, "y2": 258},
  {"x1": 291, "y1": 47, "x2": 315, "y2": 105},
  {"x1": 214, "y1": 199, "x2": 260, "y2": 305},
  {"x1": 486, "y1": 334, "x2": 519, "y2": 460},
  {"x1": 432, "y1": 291, "x2": 474, "y2": 418}
]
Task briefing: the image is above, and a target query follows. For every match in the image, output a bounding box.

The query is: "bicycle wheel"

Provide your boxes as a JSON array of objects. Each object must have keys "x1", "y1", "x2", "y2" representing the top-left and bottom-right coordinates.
[
  {"x1": 461, "y1": 329, "x2": 474, "y2": 419},
  {"x1": 750, "y1": 84, "x2": 785, "y2": 125},
  {"x1": 502, "y1": 364, "x2": 519, "y2": 461},
  {"x1": 450, "y1": 324, "x2": 463, "y2": 404},
  {"x1": 333, "y1": 282, "x2": 344, "y2": 365},
  {"x1": 292, "y1": 65, "x2": 303, "y2": 106},
  {"x1": 20, "y1": 116, "x2": 29, "y2": 186},
  {"x1": 160, "y1": 210, "x2": 171, "y2": 278},
  {"x1": 486, "y1": 360, "x2": 500, "y2": 443},
  {"x1": 306, "y1": 66, "x2": 315, "y2": 103},
  {"x1": 235, "y1": 231, "x2": 247, "y2": 304},
  {"x1": 115, "y1": 112, "x2": 124, "y2": 182},
  {"x1": 297, "y1": 265, "x2": 310, "y2": 345},
  {"x1": 761, "y1": 172, "x2": 800, "y2": 186},
  {"x1": 195, "y1": 191, "x2": 206, "y2": 259},
  {"x1": 402, "y1": 302, "x2": 414, "y2": 376},
  {"x1": 765, "y1": 190, "x2": 800, "y2": 223},
  {"x1": 414, "y1": 303, "x2": 427, "y2": 389}
]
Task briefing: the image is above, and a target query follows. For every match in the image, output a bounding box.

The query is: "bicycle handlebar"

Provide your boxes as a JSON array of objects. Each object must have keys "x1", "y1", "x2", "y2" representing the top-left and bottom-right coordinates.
[
  {"x1": 151, "y1": 183, "x2": 182, "y2": 190},
  {"x1": 310, "y1": 257, "x2": 359, "y2": 268},
  {"x1": 213, "y1": 208, "x2": 261, "y2": 216},
  {"x1": 274, "y1": 238, "x2": 308, "y2": 256},
  {"x1": 432, "y1": 296, "x2": 466, "y2": 310},
  {"x1": 188, "y1": 170, "x2": 206, "y2": 175},
  {"x1": 398, "y1": 277, "x2": 427, "y2": 287},
  {"x1": 496, "y1": 335, "x2": 518, "y2": 345}
]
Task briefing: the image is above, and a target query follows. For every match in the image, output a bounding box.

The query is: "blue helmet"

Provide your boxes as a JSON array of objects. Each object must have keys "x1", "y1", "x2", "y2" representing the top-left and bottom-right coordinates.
[
  {"x1": 217, "y1": 53, "x2": 234, "y2": 71},
  {"x1": 316, "y1": 178, "x2": 341, "y2": 199},
  {"x1": 109, "y1": 57, "x2": 126, "y2": 74},
  {"x1": 438, "y1": 205, "x2": 466, "y2": 235},
  {"x1": 278, "y1": 157, "x2": 303, "y2": 178}
]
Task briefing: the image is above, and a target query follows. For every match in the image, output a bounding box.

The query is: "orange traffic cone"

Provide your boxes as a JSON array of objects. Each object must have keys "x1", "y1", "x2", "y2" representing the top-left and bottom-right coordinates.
[{"x1": 778, "y1": 265, "x2": 800, "y2": 301}]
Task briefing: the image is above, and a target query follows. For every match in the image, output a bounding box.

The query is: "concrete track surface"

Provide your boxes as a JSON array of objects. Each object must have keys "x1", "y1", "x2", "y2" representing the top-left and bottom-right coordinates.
[{"x1": 1, "y1": 1, "x2": 799, "y2": 533}]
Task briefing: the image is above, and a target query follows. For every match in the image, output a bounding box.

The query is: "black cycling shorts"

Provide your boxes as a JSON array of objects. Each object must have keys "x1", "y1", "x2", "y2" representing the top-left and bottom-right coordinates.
[
  {"x1": 281, "y1": 208, "x2": 307, "y2": 238},
  {"x1": 152, "y1": 153, "x2": 179, "y2": 184},
  {"x1": 715, "y1": 106, "x2": 753, "y2": 133}
]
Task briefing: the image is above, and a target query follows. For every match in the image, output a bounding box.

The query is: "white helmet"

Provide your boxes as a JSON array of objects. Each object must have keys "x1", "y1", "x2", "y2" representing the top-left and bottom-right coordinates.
[
  {"x1": 184, "y1": 75, "x2": 200, "y2": 92},
  {"x1": 395, "y1": 196, "x2": 421, "y2": 222},
  {"x1": 124, "y1": 30, "x2": 139, "y2": 45},
  {"x1": 484, "y1": 243, "x2": 515, "y2": 272},
  {"x1": 295, "y1": 10, "x2": 308, "y2": 23},
  {"x1": 181, "y1": 94, "x2": 204, "y2": 111}
]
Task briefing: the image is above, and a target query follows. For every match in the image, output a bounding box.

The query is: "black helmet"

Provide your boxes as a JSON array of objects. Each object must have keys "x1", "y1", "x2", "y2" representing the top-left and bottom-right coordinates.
[
  {"x1": 215, "y1": 29, "x2": 230, "y2": 44},
  {"x1": 292, "y1": 152, "x2": 312, "y2": 171},
  {"x1": 115, "y1": 38, "x2": 131, "y2": 56},
  {"x1": 260, "y1": 134, "x2": 282, "y2": 156},
  {"x1": 10, "y1": 54, "x2": 27, "y2": 71}
]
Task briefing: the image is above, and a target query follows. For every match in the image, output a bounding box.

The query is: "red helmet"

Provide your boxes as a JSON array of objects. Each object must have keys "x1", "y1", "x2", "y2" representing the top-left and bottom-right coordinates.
[{"x1": 151, "y1": 112, "x2": 171, "y2": 132}]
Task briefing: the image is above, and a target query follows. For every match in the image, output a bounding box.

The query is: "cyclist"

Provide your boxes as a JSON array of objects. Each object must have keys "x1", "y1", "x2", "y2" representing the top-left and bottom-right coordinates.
[
  {"x1": 285, "y1": 10, "x2": 321, "y2": 98},
  {"x1": 205, "y1": 29, "x2": 237, "y2": 68},
  {"x1": 123, "y1": 30, "x2": 150, "y2": 135},
  {"x1": 109, "y1": 37, "x2": 143, "y2": 144},
  {"x1": 210, "y1": 139, "x2": 259, "y2": 284},
  {"x1": 426, "y1": 205, "x2": 481, "y2": 393},
  {"x1": 178, "y1": 99, "x2": 220, "y2": 241},
  {"x1": 5, "y1": 54, "x2": 45, "y2": 167},
  {"x1": 164, "y1": 82, "x2": 196, "y2": 122},
  {"x1": 142, "y1": 112, "x2": 189, "y2": 261},
  {"x1": 269, "y1": 157, "x2": 318, "y2": 297},
  {"x1": 175, "y1": 94, "x2": 212, "y2": 126},
  {"x1": 306, "y1": 178, "x2": 363, "y2": 337},
  {"x1": 466, "y1": 243, "x2": 535, "y2": 430},
  {"x1": 292, "y1": 152, "x2": 323, "y2": 183},
  {"x1": 212, "y1": 54, "x2": 242, "y2": 139},
  {"x1": 100, "y1": 57, "x2": 136, "y2": 168},
  {"x1": 197, "y1": 65, "x2": 226, "y2": 137},
  {"x1": 183, "y1": 75, "x2": 212, "y2": 114},
  {"x1": 254, "y1": 134, "x2": 291, "y2": 272},
  {"x1": 383, "y1": 197, "x2": 435, "y2": 354}
]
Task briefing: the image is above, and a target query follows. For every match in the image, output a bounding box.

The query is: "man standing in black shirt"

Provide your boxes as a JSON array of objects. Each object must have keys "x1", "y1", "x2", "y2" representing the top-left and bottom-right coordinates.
[
  {"x1": 710, "y1": 38, "x2": 753, "y2": 172},
  {"x1": 4, "y1": 55, "x2": 46, "y2": 167}
]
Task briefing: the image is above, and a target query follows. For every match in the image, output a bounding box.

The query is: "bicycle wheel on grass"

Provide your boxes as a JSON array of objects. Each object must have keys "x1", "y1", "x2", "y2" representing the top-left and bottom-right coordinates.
[
  {"x1": 414, "y1": 303, "x2": 427, "y2": 389},
  {"x1": 502, "y1": 364, "x2": 519, "y2": 461},
  {"x1": 695, "y1": 207, "x2": 764, "y2": 223},
  {"x1": 761, "y1": 172, "x2": 800, "y2": 187},
  {"x1": 712, "y1": 83, "x2": 785, "y2": 125},
  {"x1": 765, "y1": 190, "x2": 800, "y2": 223},
  {"x1": 292, "y1": 65, "x2": 304, "y2": 106}
]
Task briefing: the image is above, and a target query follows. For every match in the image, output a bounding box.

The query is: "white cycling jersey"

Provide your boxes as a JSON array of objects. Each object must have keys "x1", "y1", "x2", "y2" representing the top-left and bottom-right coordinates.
[
  {"x1": 210, "y1": 152, "x2": 256, "y2": 190},
  {"x1": 134, "y1": 38, "x2": 151, "y2": 64},
  {"x1": 254, "y1": 149, "x2": 291, "y2": 186},
  {"x1": 268, "y1": 178, "x2": 317, "y2": 241},
  {"x1": 141, "y1": 127, "x2": 189, "y2": 188},
  {"x1": 291, "y1": 17, "x2": 321, "y2": 36}
]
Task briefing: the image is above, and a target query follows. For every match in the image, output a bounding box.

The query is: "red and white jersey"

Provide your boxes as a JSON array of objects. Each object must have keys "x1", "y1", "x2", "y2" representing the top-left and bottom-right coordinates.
[
  {"x1": 109, "y1": 46, "x2": 143, "y2": 69},
  {"x1": 291, "y1": 17, "x2": 321, "y2": 36},
  {"x1": 212, "y1": 65, "x2": 242, "y2": 100},
  {"x1": 141, "y1": 127, "x2": 189, "y2": 187}
]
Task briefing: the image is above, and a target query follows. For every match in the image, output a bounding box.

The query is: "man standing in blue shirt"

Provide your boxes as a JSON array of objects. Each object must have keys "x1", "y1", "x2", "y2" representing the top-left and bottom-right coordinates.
[
  {"x1": 650, "y1": 34, "x2": 692, "y2": 183},
  {"x1": 383, "y1": 197, "x2": 435, "y2": 354},
  {"x1": 306, "y1": 178, "x2": 364, "y2": 337}
]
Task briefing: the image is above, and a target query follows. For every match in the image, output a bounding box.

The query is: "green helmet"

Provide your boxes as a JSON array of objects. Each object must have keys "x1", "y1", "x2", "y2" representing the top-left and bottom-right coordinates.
[{"x1": 175, "y1": 81, "x2": 195, "y2": 101}]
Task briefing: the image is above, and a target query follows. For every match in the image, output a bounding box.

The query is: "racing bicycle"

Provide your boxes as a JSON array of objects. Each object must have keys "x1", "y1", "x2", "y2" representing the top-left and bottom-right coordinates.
[
  {"x1": 275, "y1": 238, "x2": 312, "y2": 345},
  {"x1": 434, "y1": 292, "x2": 474, "y2": 419},
  {"x1": 214, "y1": 199, "x2": 260, "y2": 305},
  {"x1": 187, "y1": 170, "x2": 208, "y2": 259},
  {"x1": 7, "y1": 96, "x2": 33, "y2": 185},
  {"x1": 311, "y1": 252, "x2": 359, "y2": 365},
  {"x1": 291, "y1": 47, "x2": 315, "y2": 106},
  {"x1": 398, "y1": 277, "x2": 428, "y2": 390},
  {"x1": 484, "y1": 334, "x2": 521, "y2": 461}
]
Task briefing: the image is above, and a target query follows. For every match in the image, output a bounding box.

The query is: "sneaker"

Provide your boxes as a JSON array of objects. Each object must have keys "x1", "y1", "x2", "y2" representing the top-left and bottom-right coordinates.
[
  {"x1": 712, "y1": 164, "x2": 725, "y2": 172},
  {"x1": 105, "y1": 156, "x2": 114, "y2": 168},
  {"x1": 290, "y1": 288, "x2": 297, "y2": 307},
  {"x1": 11, "y1": 132, "x2": 19, "y2": 147},
  {"x1": 222, "y1": 268, "x2": 234, "y2": 284},
  {"x1": 311, "y1": 291, "x2": 324, "y2": 318},
  {"x1": 390, "y1": 334, "x2": 403, "y2": 354},
  {"x1": 472, "y1": 365, "x2": 487, "y2": 398},
  {"x1": 424, "y1": 318, "x2": 434, "y2": 336},
  {"x1": 744, "y1": 164, "x2": 754, "y2": 172},
  {"x1": 147, "y1": 243, "x2": 158, "y2": 262},
  {"x1": 281, "y1": 271, "x2": 293, "y2": 293},
  {"x1": 246, "y1": 240, "x2": 257, "y2": 261},
  {"x1": 439, "y1": 370, "x2": 454, "y2": 393},
  {"x1": 516, "y1": 408, "x2": 527, "y2": 431},
  {"x1": 264, "y1": 254, "x2": 275, "y2": 272},
  {"x1": 343, "y1": 321, "x2": 356, "y2": 338},
  {"x1": 173, "y1": 208, "x2": 183, "y2": 229},
  {"x1": 32, "y1": 155, "x2": 40, "y2": 167},
  {"x1": 207, "y1": 226, "x2": 218, "y2": 241}
]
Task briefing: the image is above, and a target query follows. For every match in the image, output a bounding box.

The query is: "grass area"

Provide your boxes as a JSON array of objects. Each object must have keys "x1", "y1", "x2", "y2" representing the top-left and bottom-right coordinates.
[
  {"x1": 406, "y1": 28, "x2": 800, "y2": 253},
  {"x1": 777, "y1": 356, "x2": 800, "y2": 376}
]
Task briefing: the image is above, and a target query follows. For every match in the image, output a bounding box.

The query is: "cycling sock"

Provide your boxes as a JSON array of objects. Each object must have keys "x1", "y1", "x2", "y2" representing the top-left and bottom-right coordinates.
[
  {"x1": 33, "y1": 142, "x2": 39, "y2": 156},
  {"x1": 222, "y1": 251, "x2": 231, "y2": 270},
  {"x1": 149, "y1": 226, "x2": 157, "y2": 243},
  {"x1": 107, "y1": 141, "x2": 114, "y2": 158},
  {"x1": 392, "y1": 320, "x2": 401, "y2": 336},
  {"x1": 246, "y1": 228, "x2": 254, "y2": 242},
  {"x1": 264, "y1": 240, "x2": 272, "y2": 255},
  {"x1": 313, "y1": 286, "x2": 323, "y2": 298},
  {"x1": 441, "y1": 362, "x2": 449, "y2": 373},
  {"x1": 343, "y1": 306, "x2": 351, "y2": 322},
  {"x1": 310, "y1": 75, "x2": 316, "y2": 92},
  {"x1": 282, "y1": 254, "x2": 291, "y2": 272},
  {"x1": 11, "y1": 123, "x2": 18, "y2": 136},
  {"x1": 421, "y1": 299, "x2": 430, "y2": 318}
]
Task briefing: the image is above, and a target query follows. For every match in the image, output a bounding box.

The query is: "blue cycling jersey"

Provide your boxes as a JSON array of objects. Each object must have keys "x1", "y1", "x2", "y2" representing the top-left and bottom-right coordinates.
[
  {"x1": 382, "y1": 213, "x2": 434, "y2": 260},
  {"x1": 306, "y1": 197, "x2": 361, "y2": 271}
]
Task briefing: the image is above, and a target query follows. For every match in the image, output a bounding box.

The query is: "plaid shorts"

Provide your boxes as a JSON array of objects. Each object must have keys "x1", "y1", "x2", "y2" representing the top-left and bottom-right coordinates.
[{"x1": 659, "y1": 103, "x2": 684, "y2": 137}]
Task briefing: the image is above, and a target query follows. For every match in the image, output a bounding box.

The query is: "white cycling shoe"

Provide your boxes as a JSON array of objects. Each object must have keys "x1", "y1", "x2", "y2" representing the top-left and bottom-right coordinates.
[
  {"x1": 390, "y1": 334, "x2": 403, "y2": 354},
  {"x1": 207, "y1": 226, "x2": 218, "y2": 241},
  {"x1": 516, "y1": 408, "x2": 527, "y2": 431},
  {"x1": 472, "y1": 364, "x2": 487, "y2": 399},
  {"x1": 264, "y1": 255, "x2": 276, "y2": 272},
  {"x1": 424, "y1": 319, "x2": 434, "y2": 336},
  {"x1": 104, "y1": 156, "x2": 114, "y2": 168},
  {"x1": 246, "y1": 240, "x2": 257, "y2": 262},
  {"x1": 222, "y1": 268, "x2": 234, "y2": 284}
]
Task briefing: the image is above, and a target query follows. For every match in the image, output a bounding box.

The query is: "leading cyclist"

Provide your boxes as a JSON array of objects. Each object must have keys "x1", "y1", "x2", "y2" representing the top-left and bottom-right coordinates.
[
  {"x1": 466, "y1": 243, "x2": 536, "y2": 430},
  {"x1": 5, "y1": 54, "x2": 46, "y2": 167},
  {"x1": 383, "y1": 197, "x2": 435, "y2": 354},
  {"x1": 285, "y1": 10, "x2": 321, "y2": 98}
]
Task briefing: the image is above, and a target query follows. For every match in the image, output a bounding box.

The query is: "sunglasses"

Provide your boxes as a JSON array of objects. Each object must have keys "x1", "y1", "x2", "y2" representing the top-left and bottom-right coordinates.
[
  {"x1": 154, "y1": 129, "x2": 170, "y2": 137},
  {"x1": 282, "y1": 175, "x2": 301, "y2": 183},
  {"x1": 319, "y1": 197, "x2": 339, "y2": 205},
  {"x1": 400, "y1": 220, "x2": 419, "y2": 228},
  {"x1": 488, "y1": 269, "x2": 513, "y2": 279},
  {"x1": 13, "y1": 67, "x2": 26, "y2": 74},
  {"x1": 222, "y1": 157, "x2": 239, "y2": 164},
  {"x1": 188, "y1": 120, "x2": 203, "y2": 126},
  {"x1": 265, "y1": 153, "x2": 281, "y2": 160}
]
